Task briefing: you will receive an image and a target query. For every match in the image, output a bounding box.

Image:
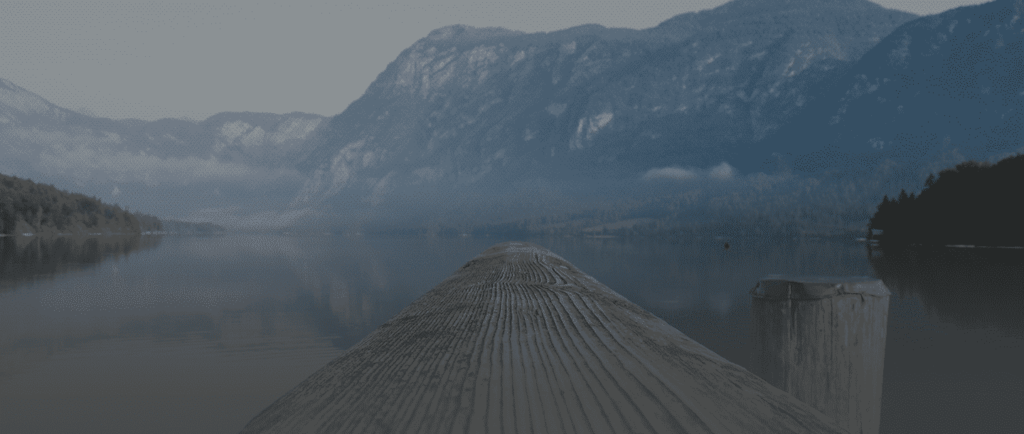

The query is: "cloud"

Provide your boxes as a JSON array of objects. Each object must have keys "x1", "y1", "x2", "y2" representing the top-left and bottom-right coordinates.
[
  {"x1": 8, "y1": 126, "x2": 302, "y2": 187},
  {"x1": 8, "y1": 127, "x2": 122, "y2": 148},
  {"x1": 643, "y1": 166, "x2": 699, "y2": 180},
  {"x1": 35, "y1": 143, "x2": 298, "y2": 187},
  {"x1": 643, "y1": 162, "x2": 736, "y2": 181},
  {"x1": 708, "y1": 162, "x2": 735, "y2": 180}
]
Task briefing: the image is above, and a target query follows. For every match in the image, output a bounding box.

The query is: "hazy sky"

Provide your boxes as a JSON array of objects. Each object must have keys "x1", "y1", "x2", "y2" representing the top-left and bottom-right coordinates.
[{"x1": 0, "y1": 0, "x2": 992, "y2": 121}]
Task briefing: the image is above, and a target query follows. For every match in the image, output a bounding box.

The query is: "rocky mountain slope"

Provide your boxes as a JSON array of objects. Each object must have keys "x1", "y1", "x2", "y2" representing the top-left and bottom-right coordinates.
[
  {"x1": 20, "y1": 0, "x2": 1000, "y2": 233},
  {"x1": 293, "y1": 0, "x2": 917, "y2": 230},
  {"x1": 742, "y1": 0, "x2": 1024, "y2": 179}
]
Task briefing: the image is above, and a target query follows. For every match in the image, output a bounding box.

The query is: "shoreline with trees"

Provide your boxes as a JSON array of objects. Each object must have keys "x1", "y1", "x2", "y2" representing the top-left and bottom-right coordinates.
[
  {"x1": 869, "y1": 154, "x2": 1024, "y2": 248},
  {"x1": 1, "y1": 172, "x2": 225, "y2": 237},
  {"x1": 1, "y1": 173, "x2": 160, "y2": 236}
]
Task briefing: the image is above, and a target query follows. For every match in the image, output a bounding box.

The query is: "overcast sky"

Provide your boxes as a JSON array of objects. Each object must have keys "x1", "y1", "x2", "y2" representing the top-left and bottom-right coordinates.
[{"x1": 0, "y1": 0, "x2": 992, "y2": 122}]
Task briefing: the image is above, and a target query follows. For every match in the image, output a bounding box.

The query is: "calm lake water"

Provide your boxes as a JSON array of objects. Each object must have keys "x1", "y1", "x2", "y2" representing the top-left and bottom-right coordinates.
[{"x1": 1, "y1": 233, "x2": 1021, "y2": 433}]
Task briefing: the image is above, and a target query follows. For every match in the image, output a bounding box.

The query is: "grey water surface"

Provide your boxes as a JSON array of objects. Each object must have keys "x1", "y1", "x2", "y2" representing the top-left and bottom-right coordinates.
[{"x1": 0, "y1": 234, "x2": 1021, "y2": 433}]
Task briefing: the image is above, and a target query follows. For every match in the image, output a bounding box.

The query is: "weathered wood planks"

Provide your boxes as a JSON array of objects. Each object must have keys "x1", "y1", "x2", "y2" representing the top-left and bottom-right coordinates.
[
  {"x1": 751, "y1": 275, "x2": 890, "y2": 434},
  {"x1": 240, "y1": 241, "x2": 847, "y2": 433}
]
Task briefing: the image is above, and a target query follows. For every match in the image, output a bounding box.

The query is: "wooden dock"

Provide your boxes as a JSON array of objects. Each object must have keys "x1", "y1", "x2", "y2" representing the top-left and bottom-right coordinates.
[{"x1": 240, "y1": 242, "x2": 847, "y2": 433}]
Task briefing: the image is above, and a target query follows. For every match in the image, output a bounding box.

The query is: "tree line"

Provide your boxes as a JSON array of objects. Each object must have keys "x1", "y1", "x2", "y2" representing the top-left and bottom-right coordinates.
[
  {"x1": 0, "y1": 173, "x2": 163, "y2": 235},
  {"x1": 869, "y1": 153, "x2": 1024, "y2": 247}
]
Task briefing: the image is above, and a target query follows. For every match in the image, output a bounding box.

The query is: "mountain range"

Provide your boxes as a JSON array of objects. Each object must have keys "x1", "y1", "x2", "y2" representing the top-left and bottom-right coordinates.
[
  {"x1": 2, "y1": 0, "x2": 1021, "y2": 234},
  {"x1": 0, "y1": 77, "x2": 324, "y2": 228},
  {"x1": 290, "y1": 0, "x2": 918, "y2": 230}
]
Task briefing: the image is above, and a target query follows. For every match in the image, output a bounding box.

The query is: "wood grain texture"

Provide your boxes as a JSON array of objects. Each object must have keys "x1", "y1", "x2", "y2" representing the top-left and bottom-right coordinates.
[
  {"x1": 751, "y1": 276, "x2": 890, "y2": 434},
  {"x1": 239, "y1": 241, "x2": 847, "y2": 434}
]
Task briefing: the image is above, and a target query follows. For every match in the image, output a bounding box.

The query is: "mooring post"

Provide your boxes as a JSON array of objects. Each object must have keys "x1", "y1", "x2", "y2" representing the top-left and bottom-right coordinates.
[{"x1": 750, "y1": 275, "x2": 891, "y2": 434}]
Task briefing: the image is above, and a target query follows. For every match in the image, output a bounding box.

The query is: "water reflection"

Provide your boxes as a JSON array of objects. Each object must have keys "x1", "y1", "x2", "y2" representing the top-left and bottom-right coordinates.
[
  {"x1": 0, "y1": 234, "x2": 497, "y2": 434},
  {"x1": 869, "y1": 245, "x2": 1024, "y2": 338},
  {"x1": 0, "y1": 234, "x2": 162, "y2": 291},
  {"x1": 868, "y1": 244, "x2": 1024, "y2": 434},
  {"x1": 534, "y1": 236, "x2": 877, "y2": 368},
  {"x1": 3, "y1": 235, "x2": 1019, "y2": 434}
]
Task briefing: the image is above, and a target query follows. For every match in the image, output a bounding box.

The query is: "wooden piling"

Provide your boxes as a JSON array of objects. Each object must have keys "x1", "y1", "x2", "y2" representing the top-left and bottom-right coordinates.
[
  {"x1": 240, "y1": 242, "x2": 847, "y2": 434},
  {"x1": 751, "y1": 275, "x2": 891, "y2": 434}
]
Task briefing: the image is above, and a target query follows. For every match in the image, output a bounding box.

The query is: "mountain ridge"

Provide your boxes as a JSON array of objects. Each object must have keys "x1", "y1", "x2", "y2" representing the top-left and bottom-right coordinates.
[
  {"x1": 742, "y1": 0, "x2": 1024, "y2": 178},
  {"x1": 291, "y1": 0, "x2": 918, "y2": 230},
  {"x1": 0, "y1": 80, "x2": 326, "y2": 228},
  {"x1": 22, "y1": 0, "x2": 1023, "y2": 235}
]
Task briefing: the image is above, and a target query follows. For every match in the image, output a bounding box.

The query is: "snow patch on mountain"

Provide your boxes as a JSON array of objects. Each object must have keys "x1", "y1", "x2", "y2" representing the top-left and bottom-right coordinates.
[
  {"x1": 413, "y1": 166, "x2": 444, "y2": 183},
  {"x1": 546, "y1": 103, "x2": 567, "y2": 116},
  {"x1": 0, "y1": 78, "x2": 68, "y2": 121},
  {"x1": 240, "y1": 127, "x2": 266, "y2": 148},
  {"x1": 560, "y1": 41, "x2": 577, "y2": 55},
  {"x1": 220, "y1": 121, "x2": 251, "y2": 142},
  {"x1": 274, "y1": 117, "x2": 321, "y2": 143},
  {"x1": 369, "y1": 171, "x2": 396, "y2": 206},
  {"x1": 512, "y1": 50, "x2": 526, "y2": 65},
  {"x1": 570, "y1": 112, "x2": 613, "y2": 150}
]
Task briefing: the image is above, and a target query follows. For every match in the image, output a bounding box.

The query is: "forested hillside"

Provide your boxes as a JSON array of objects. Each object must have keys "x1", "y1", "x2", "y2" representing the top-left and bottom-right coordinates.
[
  {"x1": 0, "y1": 173, "x2": 162, "y2": 235},
  {"x1": 869, "y1": 153, "x2": 1024, "y2": 246}
]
